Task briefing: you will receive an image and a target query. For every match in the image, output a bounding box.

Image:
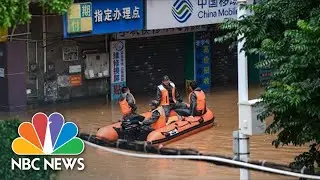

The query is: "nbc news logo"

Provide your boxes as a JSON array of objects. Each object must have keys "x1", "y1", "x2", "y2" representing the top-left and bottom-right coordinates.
[{"x1": 11, "y1": 112, "x2": 85, "y2": 171}]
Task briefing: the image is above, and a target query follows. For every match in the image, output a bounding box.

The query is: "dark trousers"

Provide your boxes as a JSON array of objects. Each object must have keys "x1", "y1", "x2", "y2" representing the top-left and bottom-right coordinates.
[{"x1": 163, "y1": 102, "x2": 188, "y2": 118}]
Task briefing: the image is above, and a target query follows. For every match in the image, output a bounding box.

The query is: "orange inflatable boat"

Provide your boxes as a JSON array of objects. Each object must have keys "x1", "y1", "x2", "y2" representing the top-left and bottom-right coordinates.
[{"x1": 96, "y1": 108, "x2": 215, "y2": 145}]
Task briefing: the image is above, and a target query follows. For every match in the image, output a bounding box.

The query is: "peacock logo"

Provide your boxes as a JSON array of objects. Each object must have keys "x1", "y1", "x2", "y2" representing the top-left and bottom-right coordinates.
[
  {"x1": 12, "y1": 112, "x2": 85, "y2": 155},
  {"x1": 171, "y1": 0, "x2": 193, "y2": 23}
]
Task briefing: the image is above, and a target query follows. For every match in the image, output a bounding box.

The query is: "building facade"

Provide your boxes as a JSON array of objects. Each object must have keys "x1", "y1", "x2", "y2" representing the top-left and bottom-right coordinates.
[{"x1": 0, "y1": 0, "x2": 264, "y2": 111}]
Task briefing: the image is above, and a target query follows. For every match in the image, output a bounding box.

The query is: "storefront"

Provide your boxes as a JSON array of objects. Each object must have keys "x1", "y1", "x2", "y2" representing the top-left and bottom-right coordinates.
[
  {"x1": 58, "y1": 0, "x2": 144, "y2": 102},
  {"x1": 0, "y1": 0, "x2": 263, "y2": 112},
  {"x1": 144, "y1": 0, "x2": 238, "y2": 93},
  {"x1": 51, "y1": 0, "x2": 253, "y2": 103},
  {"x1": 107, "y1": 0, "x2": 241, "y2": 99},
  {"x1": 111, "y1": 27, "x2": 206, "y2": 96}
]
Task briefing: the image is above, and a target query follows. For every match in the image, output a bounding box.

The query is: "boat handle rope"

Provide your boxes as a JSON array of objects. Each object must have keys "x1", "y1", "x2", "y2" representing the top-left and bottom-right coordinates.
[{"x1": 84, "y1": 140, "x2": 320, "y2": 179}]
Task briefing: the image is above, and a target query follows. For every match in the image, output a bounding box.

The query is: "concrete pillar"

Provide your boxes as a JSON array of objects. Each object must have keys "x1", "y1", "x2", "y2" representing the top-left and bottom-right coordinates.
[{"x1": 0, "y1": 41, "x2": 27, "y2": 112}]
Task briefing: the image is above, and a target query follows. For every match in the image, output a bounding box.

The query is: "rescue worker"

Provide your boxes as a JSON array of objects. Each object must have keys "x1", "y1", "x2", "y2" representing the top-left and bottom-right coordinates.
[
  {"x1": 139, "y1": 100, "x2": 165, "y2": 129},
  {"x1": 119, "y1": 86, "x2": 137, "y2": 121},
  {"x1": 138, "y1": 100, "x2": 166, "y2": 139},
  {"x1": 188, "y1": 81, "x2": 207, "y2": 116},
  {"x1": 156, "y1": 75, "x2": 186, "y2": 120}
]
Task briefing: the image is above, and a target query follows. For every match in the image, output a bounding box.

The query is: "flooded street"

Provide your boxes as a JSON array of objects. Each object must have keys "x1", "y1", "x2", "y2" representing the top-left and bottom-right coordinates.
[{"x1": 5, "y1": 86, "x2": 306, "y2": 179}]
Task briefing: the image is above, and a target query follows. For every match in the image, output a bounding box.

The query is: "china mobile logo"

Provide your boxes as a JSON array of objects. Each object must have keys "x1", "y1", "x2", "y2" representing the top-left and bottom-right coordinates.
[
  {"x1": 11, "y1": 112, "x2": 85, "y2": 171},
  {"x1": 172, "y1": 0, "x2": 193, "y2": 23}
]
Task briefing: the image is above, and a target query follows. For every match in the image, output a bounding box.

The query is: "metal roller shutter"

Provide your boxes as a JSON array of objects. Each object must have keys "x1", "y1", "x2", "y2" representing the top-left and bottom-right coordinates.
[
  {"x1": 126, "y1": 34, "x2": 188, "y2": 96},
  {"x1": 211, "y1": 30, "x2": 238, "y2": 87}
]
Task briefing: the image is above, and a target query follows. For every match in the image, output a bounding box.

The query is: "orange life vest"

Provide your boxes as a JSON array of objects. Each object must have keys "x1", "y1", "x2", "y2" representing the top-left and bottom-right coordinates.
[
  {"x1": 151, "y1": 106, "x2": 166, "y2": 129},
  {"x1": 188, "y1": 90, "x2": 206, "y2": 112},
  {"x1": 158, "y1": 82, "x2": 176, "y2": 106},
  {"x1": 119, "y1": 93, "x2": 136, "y2": 115}
]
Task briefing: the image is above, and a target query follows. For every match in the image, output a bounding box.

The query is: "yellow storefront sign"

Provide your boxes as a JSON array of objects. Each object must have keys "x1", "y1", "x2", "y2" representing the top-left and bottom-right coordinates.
[{"x1": 67, "y1": 2, "x2": 93, "y2": 34}]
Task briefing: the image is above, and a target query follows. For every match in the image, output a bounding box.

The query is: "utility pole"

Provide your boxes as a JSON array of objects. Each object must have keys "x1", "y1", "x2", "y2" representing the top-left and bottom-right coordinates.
[
  {"x1": 237, "y1": 0, "x2": 250, "y2": 180},
  {"x1": 234, "y1": 1, "x2": 265, "y2": 179}
]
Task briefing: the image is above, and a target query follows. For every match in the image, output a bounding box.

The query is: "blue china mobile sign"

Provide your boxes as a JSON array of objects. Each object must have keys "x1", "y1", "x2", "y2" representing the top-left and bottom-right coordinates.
[{"x1": 63, "y1": 0, "x2": 144, "y2": 38}]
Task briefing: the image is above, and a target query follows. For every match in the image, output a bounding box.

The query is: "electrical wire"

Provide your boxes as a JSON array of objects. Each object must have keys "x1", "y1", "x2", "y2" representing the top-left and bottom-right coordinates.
[{"x1": 84, "y1": 140, "x2": 320, "y2": 179}]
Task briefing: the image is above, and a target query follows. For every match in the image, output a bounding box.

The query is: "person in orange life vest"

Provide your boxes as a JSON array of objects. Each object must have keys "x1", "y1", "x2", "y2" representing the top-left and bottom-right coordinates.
[
  {"x1": 139, "y1": 100, "x2": 166, "y2": 132},
  {"x1": 119, "y1": 86, "x2": 137, "y2": 121},
  {"x1": 156, "y1": 75, "x2": 186, "y2": 120},
  {"x1": 188, "y1": 81, "x2": 207, "y2": 117}
]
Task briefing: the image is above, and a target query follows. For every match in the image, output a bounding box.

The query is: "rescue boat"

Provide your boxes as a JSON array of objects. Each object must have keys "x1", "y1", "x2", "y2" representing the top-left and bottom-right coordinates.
[{"x1": 96, "y1": 108, "x2": 215, "y2": 145}]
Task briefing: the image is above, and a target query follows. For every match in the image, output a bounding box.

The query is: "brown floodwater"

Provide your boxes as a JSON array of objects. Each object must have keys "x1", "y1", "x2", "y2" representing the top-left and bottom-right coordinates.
[{"x1": 3, "y1": 86, "x2": 306, "y2": 180}]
